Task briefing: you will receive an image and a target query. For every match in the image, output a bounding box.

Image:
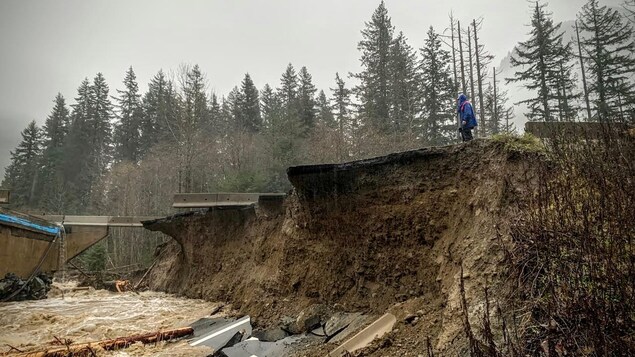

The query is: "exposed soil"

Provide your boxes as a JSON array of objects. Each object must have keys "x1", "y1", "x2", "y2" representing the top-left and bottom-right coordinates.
[{"x1": 143, "y1": 140, "x2": 541, "y2": 355}]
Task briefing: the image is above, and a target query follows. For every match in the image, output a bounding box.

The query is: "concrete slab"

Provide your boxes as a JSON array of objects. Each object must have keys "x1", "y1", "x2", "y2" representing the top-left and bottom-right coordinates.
[
  {"x1": 190, "y1": 317, "x2": 233, "y2": 338},
  {"x1": 328, "y1": 313, "x2": 396, "y2": 356},
  {"x1": 190, "y1": 315, "x2": 252, "y2": 351},
  {"x1": 328, "y1": 314, "x2": 372, "y2": 344},
  {"x1": 219, "y1": 335, "x2": 306, "y2": 357},
  {"x1": 324, "y1": 312, "x2": 363, "y2": 337}
]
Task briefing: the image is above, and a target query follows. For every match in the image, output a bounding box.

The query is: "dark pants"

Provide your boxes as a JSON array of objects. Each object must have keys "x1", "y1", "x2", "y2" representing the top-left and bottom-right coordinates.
[{"x1": 460, "y1": 127, "x2": 473, "y2": 142}]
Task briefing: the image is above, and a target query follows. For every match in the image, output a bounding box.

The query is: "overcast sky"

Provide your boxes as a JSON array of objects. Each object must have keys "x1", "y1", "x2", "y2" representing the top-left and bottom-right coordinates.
[{"x1": 0, "y1": 0, "x2": 623, "y2": 178}]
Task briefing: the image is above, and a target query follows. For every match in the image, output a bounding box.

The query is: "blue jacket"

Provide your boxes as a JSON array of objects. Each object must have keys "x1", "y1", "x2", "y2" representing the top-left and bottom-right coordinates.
[{"x1": 458, "y1": 94, "x2": 478, "y2": 129}]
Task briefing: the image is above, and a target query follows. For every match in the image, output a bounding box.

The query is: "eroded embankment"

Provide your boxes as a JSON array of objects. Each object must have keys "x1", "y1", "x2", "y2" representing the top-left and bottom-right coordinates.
[{"x1": 144, "y1": 140, "x2": 539, "y2": 354}]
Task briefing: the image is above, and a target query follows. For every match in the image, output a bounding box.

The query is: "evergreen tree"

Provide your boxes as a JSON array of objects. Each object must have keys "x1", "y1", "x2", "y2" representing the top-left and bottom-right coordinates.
[
  {"x1": 177, "y1": 64, "x2": 210, "y2": 192},
  {"x1": 316, "y1": 90, "x2": 335, "y2": 127},
  {"x1": 238, "y1": 73, "x2": 262, "y2": 132},
  {"x1": 331, "y1": 73, "x2": 353, "y2": 160},
  {"x1": 141, "y1": 70, "x2": 179, "y2": 149},
  {"x1": 114, "y1": 67, "x2": 143, "y2": 162},
  {"x1": 2, "y1": 121, "x2": 43, "y2": 207},
  {"x1": 43, "y1": 94, "x2": 70, "y2": 150},
  {"x1": 507, "y1": 1, "x2": 577, "y2": 122},
  {"x1": 209, "y1": 92, "x2": 222, "y2": 134},
  {"x1": 332, "y1": 73, "x2": 352, "y2": 127},
  {"x1": 39, "y1": 94, "x2": 70, "y2": 211},
  {"x1": 63, "y1": 78, "x2": 94, "y2": 210},
  {"x1": 278, "y1": 63, "x2": 299, "y2": 119},
  {"x1": 181, "y1": 64, "x2": 210, "y2": 135},
  {"x1": 297, "y1": 66, "x2": 317, "y2": 133},
  {"x1": 261, "y1": 84, "x2": 283, "y2": 129},
  {"x1": 482, "y1": 83, "x2": 512, "y2": 134},
  {"x1": 353, "y1": 1, "x2": 394, "y2": 132},
  {"x1": 218, "y1": 95, "x2": 233, "y2": 138},
  {"x1": 389, "y1": 31, "x2": 420, "y2": 135},
  {"x1": 62, "y1": 73, "x2": 113, "y2": 212},
  {"x1": 264, "y1": 66, "x2": 305, "y2": 190},
  {"x1": 554, "y1": 60, "x2": 579, "y2": 121},
  {"x1": 90, "y1": 73, "x2": 114, "y2": 174},
  {"x1": 578, "y1": 0, "x2": 635, "y2": 120},
  {"x1": 226, "y1": 86, "x2": 244, "y2": 133},
  {"x1": 420, "y1": 27, "x2": 456, "y2": 145}
]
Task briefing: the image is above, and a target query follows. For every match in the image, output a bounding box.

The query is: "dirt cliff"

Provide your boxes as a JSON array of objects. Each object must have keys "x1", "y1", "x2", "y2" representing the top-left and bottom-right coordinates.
[{"x1": 143, "y1": 139, "x2": 540, "y2": 355}]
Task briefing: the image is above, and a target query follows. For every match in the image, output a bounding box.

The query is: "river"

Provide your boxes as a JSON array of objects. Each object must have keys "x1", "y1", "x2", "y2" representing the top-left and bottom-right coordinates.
[{"x1": 0, "y1": 281, "x2": 218, "y2": 356}]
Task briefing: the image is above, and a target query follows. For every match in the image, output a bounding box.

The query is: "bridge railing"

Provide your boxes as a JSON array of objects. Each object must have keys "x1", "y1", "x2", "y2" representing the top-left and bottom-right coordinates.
[
  {"x1": 172, "y1": 192, "x2": 286, "y2": 208},
  {"x1": 36, "y1": 215, "x2": 160, "y2": 227}
]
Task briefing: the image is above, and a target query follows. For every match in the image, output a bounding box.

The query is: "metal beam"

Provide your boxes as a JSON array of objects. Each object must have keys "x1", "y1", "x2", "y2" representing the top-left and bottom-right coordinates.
[
  {"x1": 172, "y1": 192, "x2": 286, "y2": 208},
  {"x1": 0, "y1": 190, "x2": 9, "y2": 204},
  {"x1": 36, "y1": 215, "x2": 160, "y2": 227}
]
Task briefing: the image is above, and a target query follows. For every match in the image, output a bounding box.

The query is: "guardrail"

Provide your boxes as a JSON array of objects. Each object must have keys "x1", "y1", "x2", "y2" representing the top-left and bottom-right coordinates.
[
  {"x1": 35, "y1": 215, "x2": 160, "y2": 227},
  {"x1": 172, "y1": 193, "x2": 286, "y2": 208}
]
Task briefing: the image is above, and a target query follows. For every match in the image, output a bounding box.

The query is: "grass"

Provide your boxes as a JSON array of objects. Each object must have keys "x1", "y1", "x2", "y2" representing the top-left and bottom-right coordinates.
[{"x1": 491, "y1": 132, "x2": 544, "y2": 153}]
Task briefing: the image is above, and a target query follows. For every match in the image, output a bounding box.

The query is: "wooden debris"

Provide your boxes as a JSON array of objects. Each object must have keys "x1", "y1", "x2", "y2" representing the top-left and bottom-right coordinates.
[
  {"x1": 7, "y1": 327, "x2": 193, "y2": 357},
  {"x1": 133, "y1": 258, "x2": 158, "y2": 290},
  {"x1": 67, "y1": 261, "x2": 91, "y2": 281},
  {"x1": 115, "y1": 280, "x2": 131, "y2": 292}
]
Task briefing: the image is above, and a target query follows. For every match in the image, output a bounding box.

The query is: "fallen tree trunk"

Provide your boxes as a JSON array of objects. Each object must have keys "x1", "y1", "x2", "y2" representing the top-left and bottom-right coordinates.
[{"x1": 8, "y1": 327, "x2": 193, "y2": 357}]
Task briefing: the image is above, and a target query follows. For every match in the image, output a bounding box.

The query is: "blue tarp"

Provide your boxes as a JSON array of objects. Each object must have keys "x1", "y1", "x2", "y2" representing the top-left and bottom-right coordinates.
[{"x1": 0, "y1": 213, "x2": 60, "y2": 236}]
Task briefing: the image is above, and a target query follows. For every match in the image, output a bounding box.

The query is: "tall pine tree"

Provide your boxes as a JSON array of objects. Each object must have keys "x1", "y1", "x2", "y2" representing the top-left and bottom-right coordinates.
[
  {"x1": 114, "y1": 67, "x2": 143, "y2": 162},
  {"x1": 238, "y1": 73, "x2": 262, "y2": 133},
  {"x1": 39, "y1": 93, "x2": 70, "y2": 211},
  {"x1": 2, "y1": 121, "x2": 43, "y2": 207},
  {"x1": 316, "y1": 90, "x2": 335, "y2": 127},
  {"x1": 278, "y1": 63, "x2": 299, "y2": 121},
  {"x1": 90, "y1": 73, "x2": 114, "y2": 175},
  {"x1": 353, "y1": 1, "x2": 394, "y2": 132},
  {"x1": 261, "y1": 84, "x2": 282, "y2": 129},
  {"x1": 420, "y1": 27, "x2": 456, "y2": 145},
  {"x1": 507, "y1": 1, "x2": 577, "y2": 122},
  {"x1": 331, "y1": 73, "x2": 353, "y2": 161},
  {"x1": 297, "y1": 66, "x2": 317, "y2": 134},
  {"x1": 141, "y1": 70, "x2": 179, "y2": 149},
  {"x1": 389, "y1": 31, "x2": 420, "y2": 135},
  {"x1": 64, "y1": 78, "x2": 94, "y2": 210},
  {"x1": 578, "y1": 0, "x2": 635, "y2": 120}
]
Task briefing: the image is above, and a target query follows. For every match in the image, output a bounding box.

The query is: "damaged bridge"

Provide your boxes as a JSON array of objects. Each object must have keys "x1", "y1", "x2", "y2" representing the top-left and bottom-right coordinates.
[{"x1": 0, "y1": 193, "x2": 285, "y2": 279}]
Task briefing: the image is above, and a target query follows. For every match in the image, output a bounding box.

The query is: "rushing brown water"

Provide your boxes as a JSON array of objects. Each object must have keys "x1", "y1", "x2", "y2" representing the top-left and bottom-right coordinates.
[{"x1": 0, "y1": 281, "x2": 218, "y2": 356}]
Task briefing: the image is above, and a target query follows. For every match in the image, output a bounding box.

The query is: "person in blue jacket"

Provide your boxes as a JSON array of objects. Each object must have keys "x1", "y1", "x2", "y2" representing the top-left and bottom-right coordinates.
[{"x1": 457, "y1": 93, "x2": 478, "y2": 142}]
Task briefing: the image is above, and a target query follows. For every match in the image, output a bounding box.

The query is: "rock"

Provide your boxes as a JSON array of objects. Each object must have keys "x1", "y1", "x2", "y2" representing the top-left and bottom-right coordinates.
[
  {"x1": 324, "y1": 312, "x2": 362, "y2": 337},
  {"x1": 253, "y1": 327, "x2": 288, "y2": 342},
  {"x1": 279, "y1": 305, "x2": 331, "y2": 335},
  {"x1": 404, "y1": 313, "x2": 417, "y2": 324},
  {"x1": 0, "y1": 272, "x2": 51, "y2": 301},
  {"x1": 291, "y1": 304, "x2": 328, "y2": 334},
  {"x1": 279, "y1": 315, "x2": 296, "y2": 333}
]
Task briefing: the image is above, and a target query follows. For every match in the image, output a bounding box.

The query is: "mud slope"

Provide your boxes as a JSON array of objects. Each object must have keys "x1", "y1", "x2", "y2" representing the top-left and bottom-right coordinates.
[{"x1": 144, "y1": 140, "x2": 539, "y2": 354}]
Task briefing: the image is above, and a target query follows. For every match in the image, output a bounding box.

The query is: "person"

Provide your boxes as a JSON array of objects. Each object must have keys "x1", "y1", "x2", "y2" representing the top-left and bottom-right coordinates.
[{"x1": 457, "y1": 93, "x2": 478, "y2": 142}]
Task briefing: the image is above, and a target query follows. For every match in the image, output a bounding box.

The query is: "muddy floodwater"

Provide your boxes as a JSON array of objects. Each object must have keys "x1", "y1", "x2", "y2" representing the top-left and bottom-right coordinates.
[{"x1": 0, "y1": 281, "x2": 218, "y2": 356}]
